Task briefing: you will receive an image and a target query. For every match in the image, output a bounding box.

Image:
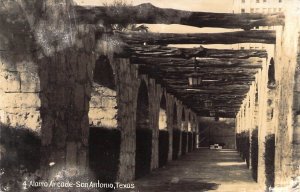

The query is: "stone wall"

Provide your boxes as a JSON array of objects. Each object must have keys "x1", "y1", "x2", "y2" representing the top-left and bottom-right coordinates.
[
  {"x1": 274, "y1": 1, "x2": 300, "y2": 186},
  {"x1": 89, "y1": 83, "x2": 117, "y2": 128},
  {"x1": 199, "y1": 117, "x2": 236, "y2": 149},
  {"x1": 0, "y1": 0, "x2": 41, "y2": 131},
  {"x1": 0, "y1": 45, "x2": 41, "y2": 131}
]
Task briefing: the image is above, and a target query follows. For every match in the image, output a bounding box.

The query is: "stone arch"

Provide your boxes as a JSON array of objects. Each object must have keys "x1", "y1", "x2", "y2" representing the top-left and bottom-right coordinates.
[
  {"x1": 159, "y1": 93, "x2": 167, "y2": 130},
  {"x1": 89, "y1": 55, "x2": 117, "y2": 128},
  {"x1": 135, "y1": 80, "x2": 152, "y2": 179},
  {"x1": 93, "y1": 55, "x2": 116, "y2": 89},
  {"x1": 172, "y1": 103, "x2": 180, "y2": 160},
  {"x1": 188, "y1": 112, "x2": 192, "y2": 132},
  {"x1": 88, "y1": 55, "x2": 120, "y2": 183},
  {"x1": 268, "y1": 57, "x2": 276, "y2": 88},
  {"x1": 158, "y1": 93, "x2": 169, "y2": 167},
  {"x1": 188, "y1": 112, "x2": 193, "y2": 152}
]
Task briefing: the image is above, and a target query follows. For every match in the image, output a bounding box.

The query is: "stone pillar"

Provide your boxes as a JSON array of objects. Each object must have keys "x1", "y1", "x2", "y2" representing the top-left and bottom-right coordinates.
[
  {"x1": 247, "y1": 82, "x2": 256, "y2": 170},
  {"x1": 256, "y1": 58, "x2": 269, "y2": 187},
  {"x1": 115, "y1": 58, "x2": 139, "y2": 182},
  {"x1": 30, "y1": 0, "x2": 97, "y2": 179},
  {"x1": 274, "y1": 1, "x2": 300, "y2": 186},
  {"x1": 148, "y1": 79, "x2": 161, "y2": 170},
  {"x1": 166, "y1": 94, "x2": 175, "y2": 161},
  {"x1": 176, "y1": 102, "x2": 183, "y2": 157}
]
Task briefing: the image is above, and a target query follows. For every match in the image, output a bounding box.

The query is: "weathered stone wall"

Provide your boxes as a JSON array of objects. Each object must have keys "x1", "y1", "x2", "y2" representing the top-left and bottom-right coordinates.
[
  {"x1": 199, "y1": 117, "x2": 236, "y2": 149},
  {"x1": 0, "y1": 45, "x2": 41, "y2": 131},
  {"x1": 88, "y1": 83, "x2": 117, "y2": 128},
  {"x1": 0, "y1": 0, "x2": 41, "y2": 131},
  {"x1": 112, "y1": 58, "x2": 139, "y2": 182},
  {"x1": 274, "y1": 1, "x2": 300, "y2": 186}
]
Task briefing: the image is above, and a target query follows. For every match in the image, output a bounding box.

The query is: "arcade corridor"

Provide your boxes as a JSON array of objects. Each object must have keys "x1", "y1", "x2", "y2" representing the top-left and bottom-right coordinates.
[{"x1": 0, "y1": 1, "x2": 300, "y2": 192}]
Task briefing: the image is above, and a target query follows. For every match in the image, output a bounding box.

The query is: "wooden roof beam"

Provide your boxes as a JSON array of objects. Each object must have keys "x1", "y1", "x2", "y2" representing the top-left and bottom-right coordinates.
[
  {"x1": 75, "y1": 3, "x2": 284, "y2": 29},
  {"x1": 116, "y1": 30, "x2": 276, "y2": 45},
  {"x1": 126, "y1": 45, "x2": 268, "y2": 59}
]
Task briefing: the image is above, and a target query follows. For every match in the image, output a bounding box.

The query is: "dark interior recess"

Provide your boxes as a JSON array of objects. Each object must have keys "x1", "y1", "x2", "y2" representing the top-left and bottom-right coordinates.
[
  {"x1": 236, "y1": 131, "x2": 250, "y2": 167},
  {"x1": 135, "y1": 80, "x2": 152, "y2": 179},
  {"x1": 268, "y1": 57, "x2": 276, "y2": 88},
  {"x1": 94, "y1": 55, "x2": 116, "y2": 90},
  {"x1": 265, "y1": 134, "x2": 275, "y2": 187},
  {"x1": 172, "y1": 129, "x2": 181, "y2": 160},
  {"x1": 89, "y1": 127, "x2": 120, "y2": 183},
  {"x1": 181, "y1": 131, "x2": 188, "y2": 155},
  {"x1": 251, "y1": 128, "x2": 259, "y2": 182},
  {"x1": 136, "y1": 128, "x2": 152, "y2": 179},
  {"x1": 188, "y1": 132, "x2": 193, "y2": 152},
  {"x1": 0, "y1": 124, "x2": 41, "y2": 191},
  {"x1": 159, "y1": 130, "x2": 169, "y2": 167}
]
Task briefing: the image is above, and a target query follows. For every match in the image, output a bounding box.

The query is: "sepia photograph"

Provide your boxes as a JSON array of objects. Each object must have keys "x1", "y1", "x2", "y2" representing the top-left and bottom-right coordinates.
[{"x1": 0, "y1": 0, "x2": 299, "y2": 191}]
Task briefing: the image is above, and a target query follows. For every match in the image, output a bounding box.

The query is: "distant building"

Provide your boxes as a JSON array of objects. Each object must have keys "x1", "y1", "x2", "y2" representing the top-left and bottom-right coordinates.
[
  {"x1": 233, "y1": 0, "x2": 285, "y2": 14},
  {"x1": 231, "y1": 0, "x2": 286, "y2": 58}
]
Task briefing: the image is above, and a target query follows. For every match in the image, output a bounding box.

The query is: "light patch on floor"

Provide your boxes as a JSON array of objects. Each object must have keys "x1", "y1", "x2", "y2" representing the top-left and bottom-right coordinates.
[{"x1": 217, "y1": 162, "x2": 246, "y2": 166}]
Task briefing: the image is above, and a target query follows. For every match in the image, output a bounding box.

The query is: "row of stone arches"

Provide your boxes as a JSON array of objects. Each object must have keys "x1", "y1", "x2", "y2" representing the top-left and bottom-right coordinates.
[{"x1": 88, "y1": 56, "x2": 198, "y2": 182}]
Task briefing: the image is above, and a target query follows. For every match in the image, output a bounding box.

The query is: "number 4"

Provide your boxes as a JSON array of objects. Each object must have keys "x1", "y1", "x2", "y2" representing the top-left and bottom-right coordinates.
[{"x1": 23, "y1": 181, "x2": 28, "y2": 189}]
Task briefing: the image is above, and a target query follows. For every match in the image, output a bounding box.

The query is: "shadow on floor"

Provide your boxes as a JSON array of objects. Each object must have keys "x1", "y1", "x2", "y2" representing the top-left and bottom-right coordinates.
[
  {"x1": 131, "y1": 149, "x2": 260, "y2": 192},
  {"x1": 134, "y1": 180, "x2": 219, "y2": 192}
]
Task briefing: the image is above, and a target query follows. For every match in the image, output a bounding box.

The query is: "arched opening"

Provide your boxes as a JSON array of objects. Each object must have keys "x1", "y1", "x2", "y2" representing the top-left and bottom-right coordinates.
[
  {"x1": 267, "y1": 57, "x2": 276, "y2": 89},
  {"x1": 181, "y1": 109, "x2": 188, "y2": 155},
  {"x1": 135, "y1": 80, "x2": 152, "y2": 179},
  {"x1": 172, "y1": 103, "x2": 180, "y2": 160},
  {"x1": 158, "y1": 94, "x2": 169, "y2": 167},
  {"x1": 93, "y1": 56, "x2": 116, "y2": 90},
  {"x1": 188, "y1": 114, "x2": 193, "y2": 152},
  {"x1": 88, "y1": 56, "x2": 120, "y2": 183}
]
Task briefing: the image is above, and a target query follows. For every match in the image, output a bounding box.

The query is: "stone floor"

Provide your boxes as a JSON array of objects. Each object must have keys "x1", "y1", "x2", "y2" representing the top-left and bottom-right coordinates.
[{"x1": 131, "y1": 149, "x2": 263, "y2": 192}]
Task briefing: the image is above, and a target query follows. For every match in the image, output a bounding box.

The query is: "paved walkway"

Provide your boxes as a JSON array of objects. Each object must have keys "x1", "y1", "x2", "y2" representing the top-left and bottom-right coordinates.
[{"x1": 132, "y1": 149, "x2": 262, "y2": 192}]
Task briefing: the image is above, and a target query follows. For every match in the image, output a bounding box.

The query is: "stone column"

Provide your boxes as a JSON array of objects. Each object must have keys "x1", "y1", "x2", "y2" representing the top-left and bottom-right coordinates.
[
  {"x1": 256, "y1": 58, "x2": 269, "y2": 187},
  {"x1": 176, "y1": 102, "x2": 183, "y2": 157},
  {"x1": 115, "y1": 58, "x2": 139, "y2": 182},
  {"x1": 148, "y1": 79, "x2": 161, "y2": 170},
  {"x1": 274, "y1": 1, "x2": 300, "y2": 186},
  {"x1": 32, "y1": 0, "x2": 97, "y2": 179},
  {"x1": 166, "y1": 94, "x2": 175, "y2": 161}
]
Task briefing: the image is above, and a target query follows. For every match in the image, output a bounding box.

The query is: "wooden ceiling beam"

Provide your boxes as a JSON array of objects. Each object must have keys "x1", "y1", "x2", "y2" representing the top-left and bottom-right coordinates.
[
  {"x1": 75, "y1": 3, "x2": 284, "y2": 29},
  {"x1": 116, "y1": 30, "x2": 276, "y2": 45},
  {"x1": 127, "y1": 45, "x2": 268, "y2": 59}
]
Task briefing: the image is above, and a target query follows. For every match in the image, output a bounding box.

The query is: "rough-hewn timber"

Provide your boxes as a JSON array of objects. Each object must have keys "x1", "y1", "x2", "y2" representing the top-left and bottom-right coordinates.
[
  {"x1": 124, "y1": 45, "x2": 268, "y2": 59},
  {"x1": 126, "y1": 45, "x2": 265, "y2": 117},
  {"x1": 75, "y1": 3, "x2": 284, "y2": 29},
  {"x1": 116, "y1": 30, "x2": 276, "y2": 45}
]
